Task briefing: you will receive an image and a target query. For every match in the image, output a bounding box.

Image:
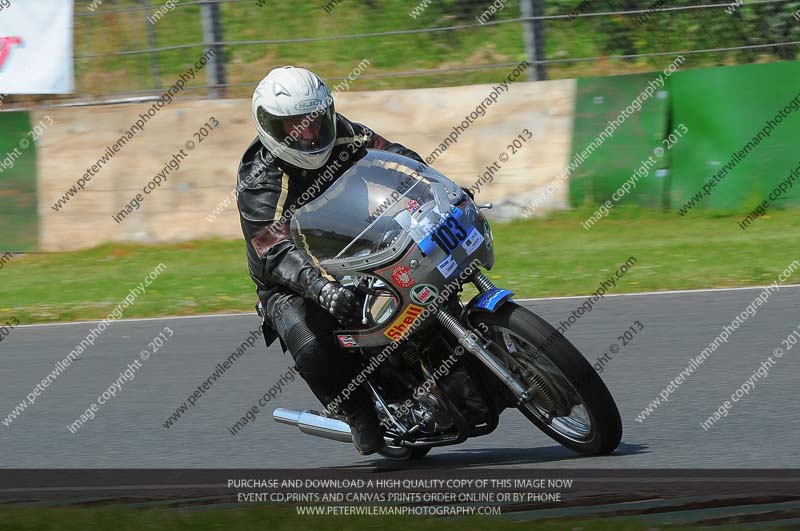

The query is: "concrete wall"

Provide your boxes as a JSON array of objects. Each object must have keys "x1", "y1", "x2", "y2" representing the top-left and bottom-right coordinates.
[{"x1": 34, "y1": 79, "x2": 576, "y2": 251}]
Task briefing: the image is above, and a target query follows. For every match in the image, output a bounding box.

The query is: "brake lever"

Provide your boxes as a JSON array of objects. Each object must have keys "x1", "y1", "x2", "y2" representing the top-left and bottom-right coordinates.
[
  {"x1": 353, "y1": 280, "x2": 373, "y2": 326},
  {"x1": 361, "y1": 296, "x2": 369, "y2": 326}
]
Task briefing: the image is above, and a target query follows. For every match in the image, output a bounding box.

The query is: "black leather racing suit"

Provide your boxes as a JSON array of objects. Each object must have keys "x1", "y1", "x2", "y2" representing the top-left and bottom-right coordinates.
[{"x1": 236, "y1": 114, "x2": 424, "y2": 414}]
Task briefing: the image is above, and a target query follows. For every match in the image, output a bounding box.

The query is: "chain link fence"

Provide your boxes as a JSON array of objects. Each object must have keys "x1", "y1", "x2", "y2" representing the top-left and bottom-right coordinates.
[{"x1": 8, "y1": 0, "x2": 800, "y2": 107}]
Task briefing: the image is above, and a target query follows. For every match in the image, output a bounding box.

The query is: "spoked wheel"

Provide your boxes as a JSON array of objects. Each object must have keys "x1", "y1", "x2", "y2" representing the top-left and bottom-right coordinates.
[
  {"x1": 377, "y1": 445, "x2": 431, "y2": 460},
  {"x1": 471, "y1": 303, "x2": 622, "y2": 455}
]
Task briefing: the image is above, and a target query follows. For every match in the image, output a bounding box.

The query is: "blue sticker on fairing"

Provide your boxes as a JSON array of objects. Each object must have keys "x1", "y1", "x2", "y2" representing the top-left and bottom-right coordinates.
[
  {"x1": 418, "y1": 231, "x2": 439, "y2": 256},
  {"x1": 461, "y1": 227, "x2": 484, "y2": 255},
  {"x1": 474, "y1": 288, "x2": 514, "y2": 311},
  {"x1": 418, "y1": 206, "x2": 468, "y2": 256},
  {"x1": 436, "y1": 255, "x2": 458, "y2": 278}
]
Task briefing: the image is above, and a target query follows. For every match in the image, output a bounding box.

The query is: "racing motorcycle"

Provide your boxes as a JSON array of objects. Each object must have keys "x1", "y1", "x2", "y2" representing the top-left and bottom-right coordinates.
[{"x1": 273, "y1": 150, "x2": 622, "y2": 459}]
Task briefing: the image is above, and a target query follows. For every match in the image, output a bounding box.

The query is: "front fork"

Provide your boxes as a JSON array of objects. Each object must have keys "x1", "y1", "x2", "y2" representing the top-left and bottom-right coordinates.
[{"x1": 434, "y1": 272, "x2": 531, "y2": 405}]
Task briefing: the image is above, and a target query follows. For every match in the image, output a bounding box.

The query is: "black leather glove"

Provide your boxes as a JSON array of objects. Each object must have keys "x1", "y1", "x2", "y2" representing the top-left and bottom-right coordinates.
[{"x1": 316, "y1": 281, "x2": 359, "y2": 324}]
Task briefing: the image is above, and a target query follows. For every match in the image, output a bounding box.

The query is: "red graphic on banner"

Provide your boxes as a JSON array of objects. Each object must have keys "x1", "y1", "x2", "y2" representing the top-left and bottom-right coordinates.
[{"x1": 0, "y1": 37, "x2": 22, "y2": 70}]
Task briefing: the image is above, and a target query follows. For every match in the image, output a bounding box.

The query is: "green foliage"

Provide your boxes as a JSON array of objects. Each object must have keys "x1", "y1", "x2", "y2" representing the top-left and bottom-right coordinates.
[
  {"x1": 0, "y1": 504, "x2": 792, "y2": 531},
  {"x1": 72, "y1": 0, "x2": 800, "y2": 98}
]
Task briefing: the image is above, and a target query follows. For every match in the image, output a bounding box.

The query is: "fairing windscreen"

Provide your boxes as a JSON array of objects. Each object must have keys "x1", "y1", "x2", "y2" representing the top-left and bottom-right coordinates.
[{"x1": 290, "y1": 151, "x2": 447, "y2": 262}]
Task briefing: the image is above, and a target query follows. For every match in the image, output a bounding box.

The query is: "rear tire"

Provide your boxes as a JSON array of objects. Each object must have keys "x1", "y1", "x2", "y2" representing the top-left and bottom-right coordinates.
[
  {"x1": 471, "y1": 303, "x2": 622, "y2": 455},
  {"x1": 377, "y1": 446, "x2": 431, "y2": 460}
]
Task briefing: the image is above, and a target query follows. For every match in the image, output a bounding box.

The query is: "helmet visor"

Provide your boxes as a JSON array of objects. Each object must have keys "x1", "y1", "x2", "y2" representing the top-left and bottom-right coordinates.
[{"x1": 257, "y1": 104, "x2": 336, "y2": 153}]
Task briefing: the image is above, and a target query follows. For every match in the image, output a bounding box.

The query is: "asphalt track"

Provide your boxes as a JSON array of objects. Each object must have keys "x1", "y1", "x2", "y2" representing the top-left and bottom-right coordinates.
[{"x1": 2, "y1": 285, "x2": 799, "y2": 469}]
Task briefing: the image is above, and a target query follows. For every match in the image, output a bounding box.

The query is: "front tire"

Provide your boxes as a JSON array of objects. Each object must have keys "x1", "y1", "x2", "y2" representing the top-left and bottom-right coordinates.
[{"x1": 471, "y1": 303, "x2": 622, "y2": 455}]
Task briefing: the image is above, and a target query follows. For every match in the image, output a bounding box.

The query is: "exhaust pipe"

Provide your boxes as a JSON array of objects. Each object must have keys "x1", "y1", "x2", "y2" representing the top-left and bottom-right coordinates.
[{"x1": 273, "y1": 408, "x2": 353, "y2": 443}]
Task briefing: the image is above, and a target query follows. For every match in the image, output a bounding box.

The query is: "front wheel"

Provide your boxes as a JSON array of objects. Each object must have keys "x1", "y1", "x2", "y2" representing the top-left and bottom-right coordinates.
[{"x1": 471, "y1": 303, "x2": 622, "y2": 455}]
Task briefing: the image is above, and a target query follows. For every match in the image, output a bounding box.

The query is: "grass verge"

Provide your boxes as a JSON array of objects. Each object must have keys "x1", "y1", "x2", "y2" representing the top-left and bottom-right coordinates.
[
  {"x1": 1, "y1": 209, "x2": 797, "y2": 324},
  {"x1": 0, "y1": 504, "x2": 789, "y2": 531}
]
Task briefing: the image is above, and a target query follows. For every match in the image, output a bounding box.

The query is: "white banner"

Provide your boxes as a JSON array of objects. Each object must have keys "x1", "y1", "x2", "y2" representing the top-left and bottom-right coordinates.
[{"x1": 0, "y1": 0, "x2": 74, "y2": 94}]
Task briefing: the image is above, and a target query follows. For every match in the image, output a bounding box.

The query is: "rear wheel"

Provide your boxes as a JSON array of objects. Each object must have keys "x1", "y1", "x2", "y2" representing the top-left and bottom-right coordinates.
[
  {"x1": 377, "y1": 446, "x2": 431, "y2": 460},
  {"x1": 471, "y1": 303, "x2": 622, "y2": 455}
]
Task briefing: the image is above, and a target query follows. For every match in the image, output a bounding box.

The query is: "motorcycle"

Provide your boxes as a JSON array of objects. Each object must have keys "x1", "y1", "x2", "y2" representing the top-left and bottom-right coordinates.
[{"x1": 272, "y1": 150, "x2": 622, "y2": 459}]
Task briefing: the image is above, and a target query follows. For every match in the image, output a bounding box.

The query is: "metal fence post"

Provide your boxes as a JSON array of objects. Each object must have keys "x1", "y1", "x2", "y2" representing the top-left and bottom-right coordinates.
[
  {"x1": 520, "y1": 0, "x2": 547, "y2": 81},
  {"x1": 139, "y1": 0, "x2": 161, "y2": 91},
  {"x1": 201, "y1": 0, "x2": 227, "y2": 98}
]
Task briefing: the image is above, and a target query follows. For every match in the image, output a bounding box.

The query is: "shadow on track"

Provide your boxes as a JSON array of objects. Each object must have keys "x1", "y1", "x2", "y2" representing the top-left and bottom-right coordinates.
[{"x1": 341, "y1": 442, "x2": 649, "y2": 470}]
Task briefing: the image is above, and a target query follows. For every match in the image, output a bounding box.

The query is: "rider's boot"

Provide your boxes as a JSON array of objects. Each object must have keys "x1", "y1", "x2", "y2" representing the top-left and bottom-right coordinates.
[
  {"x1": 308, "y1": 384, "x2": 385, "y2": 455},
  {"x1": 341, "y1": 396, "x2": 385, "y2": 455}
]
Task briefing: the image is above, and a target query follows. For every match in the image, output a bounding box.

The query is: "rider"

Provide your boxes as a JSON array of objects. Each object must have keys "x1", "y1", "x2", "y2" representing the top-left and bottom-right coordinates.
[{"x1": 236, "y1": 66, "x2": 426, "y2": 455}]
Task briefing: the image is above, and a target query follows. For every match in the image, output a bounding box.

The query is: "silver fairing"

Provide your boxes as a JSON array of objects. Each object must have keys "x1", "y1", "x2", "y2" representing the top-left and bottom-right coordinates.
[{"x1": 290, "y1": 150, "x2": 495, "y2": 347}]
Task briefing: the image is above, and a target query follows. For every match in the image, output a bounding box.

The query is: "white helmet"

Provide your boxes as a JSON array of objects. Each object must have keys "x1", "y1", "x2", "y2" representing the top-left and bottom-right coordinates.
[{"x1": 252, "y1": 66, "x2": 337, "y2": 170}]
